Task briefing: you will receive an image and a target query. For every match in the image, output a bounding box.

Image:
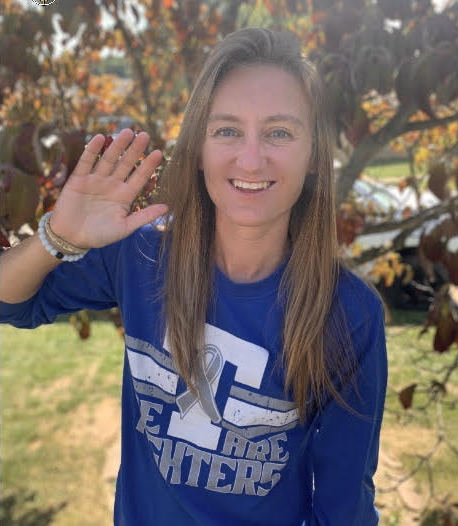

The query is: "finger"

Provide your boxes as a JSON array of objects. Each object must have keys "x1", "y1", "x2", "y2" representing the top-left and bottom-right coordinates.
[
  {"x1": 72, "y1": 134, "x2": 106, "y2": 177},
  {"x1": 111, "y1": 131, "x2": 151, "y2": 180},
  {"x1": 93, "y1": 128, "x2": 136, "y2": 176},
  {"x1": 124, "y1": 149, "x2": 163, "y2": 191},
  {"x1": 124, "y1": 203, "x2": 169, "y2": 236}
]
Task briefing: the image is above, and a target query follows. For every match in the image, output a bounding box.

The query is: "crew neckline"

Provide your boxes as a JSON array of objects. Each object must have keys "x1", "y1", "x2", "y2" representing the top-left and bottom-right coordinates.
[{"x1": 214, "y1": 254, "x2": 290, "y2": 299}]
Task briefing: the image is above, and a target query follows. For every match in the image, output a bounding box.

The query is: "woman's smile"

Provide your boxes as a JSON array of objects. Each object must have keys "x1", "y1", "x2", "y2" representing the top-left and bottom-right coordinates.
[{"x1": 228, "y1": 179, "x2": 276, "y2": 193}]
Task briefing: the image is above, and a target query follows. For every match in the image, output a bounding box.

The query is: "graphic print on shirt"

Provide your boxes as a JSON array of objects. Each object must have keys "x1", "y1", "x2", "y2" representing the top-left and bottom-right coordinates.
[{"x1": 126, "y1": 323, "x2": 299, "y2": 496}]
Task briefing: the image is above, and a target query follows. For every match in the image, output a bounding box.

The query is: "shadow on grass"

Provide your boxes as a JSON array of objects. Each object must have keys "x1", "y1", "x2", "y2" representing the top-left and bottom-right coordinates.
[
  {"x1": 388, "y1": 309, "x2": 427, "y2": 326},
  {"x1": 0, "y1": 491, "x2": 66, "y2": 526}
]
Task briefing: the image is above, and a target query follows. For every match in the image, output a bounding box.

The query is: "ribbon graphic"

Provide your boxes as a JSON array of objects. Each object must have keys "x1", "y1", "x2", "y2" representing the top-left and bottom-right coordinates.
[{"x1": 176, "y1": 344, "x2": 223, "y2": 423}]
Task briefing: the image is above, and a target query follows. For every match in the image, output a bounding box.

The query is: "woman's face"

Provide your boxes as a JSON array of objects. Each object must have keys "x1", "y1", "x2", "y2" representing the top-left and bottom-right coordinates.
[{"x1": 200, "y1": 64, "x2": 313, "y2": 233}]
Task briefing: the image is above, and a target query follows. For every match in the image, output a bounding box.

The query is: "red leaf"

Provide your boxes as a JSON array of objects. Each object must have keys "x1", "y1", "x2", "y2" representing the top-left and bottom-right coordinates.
[
  {"x1": 428, "y1": 163, "x2": 449, "y2": 200},
  {"x1": 12, "y1": 123, "x2": 42, "y2": 176},
  {"x1": 433, "y1": 307, "x2": 458, "y2": 352},
  {"x1": 61, "y1": 130, "x2": 86, "y2": 175},
  {"x1": 0, "y1": 228, "x2": 11, "y2": 248},
  {"x1": 100, "y1": 136, "x2": 113, "y2": 155}
]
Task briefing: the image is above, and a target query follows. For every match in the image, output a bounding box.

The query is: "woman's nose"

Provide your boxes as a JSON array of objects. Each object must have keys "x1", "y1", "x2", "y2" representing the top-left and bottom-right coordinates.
[{"x1": 235, "y1": 137, "x2": 266, "y2": 173}]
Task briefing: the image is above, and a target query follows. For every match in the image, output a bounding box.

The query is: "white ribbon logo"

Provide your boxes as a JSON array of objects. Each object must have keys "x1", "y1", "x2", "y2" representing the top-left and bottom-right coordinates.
[{"x1": 176, "y1": 344, "x2": 223, "y2": 423}]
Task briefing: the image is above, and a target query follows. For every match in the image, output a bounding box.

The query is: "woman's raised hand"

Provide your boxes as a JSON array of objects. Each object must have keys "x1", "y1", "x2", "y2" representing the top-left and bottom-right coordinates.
[{"x1": 49, "y1": 129, "x2": 169, "y2": 249}]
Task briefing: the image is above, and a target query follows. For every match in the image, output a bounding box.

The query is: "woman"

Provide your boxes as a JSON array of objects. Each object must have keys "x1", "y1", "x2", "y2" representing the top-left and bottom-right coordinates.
[{"x1": 1, "y1": 28, "x2": 387, "y2": 525}]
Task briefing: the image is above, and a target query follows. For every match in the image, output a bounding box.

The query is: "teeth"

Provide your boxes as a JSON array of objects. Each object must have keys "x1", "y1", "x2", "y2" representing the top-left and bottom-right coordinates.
[{"x1": 231, "y1": 180, "x2": 272, "y2": 190}]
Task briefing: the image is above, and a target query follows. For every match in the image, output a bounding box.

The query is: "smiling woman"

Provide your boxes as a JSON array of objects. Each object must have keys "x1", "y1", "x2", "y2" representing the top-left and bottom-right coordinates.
[
  {"x1": 0, "y1": 27, "x2": 387, "y2": 526},
  {"x1": 200, "y1": 64, "x2": 312, "y2": 283}
]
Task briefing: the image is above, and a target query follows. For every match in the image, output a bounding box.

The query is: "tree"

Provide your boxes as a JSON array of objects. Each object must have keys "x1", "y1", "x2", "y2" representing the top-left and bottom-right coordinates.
[
  {"x1": 297, "y1": 1, "x2": 458, "y2": 519},
  {"x1": 1, "y1": 1, "x2": 458, "y2": 518}
]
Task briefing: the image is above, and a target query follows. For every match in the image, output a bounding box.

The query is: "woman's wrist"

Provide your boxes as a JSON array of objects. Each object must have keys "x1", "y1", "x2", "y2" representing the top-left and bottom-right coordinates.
[{"x1": 37, "y1": 212, "x2": 89, "y2": 262}]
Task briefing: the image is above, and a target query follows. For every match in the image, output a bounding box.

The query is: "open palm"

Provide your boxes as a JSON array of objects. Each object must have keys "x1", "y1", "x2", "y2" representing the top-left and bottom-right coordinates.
[{"x1": 49, "y1": 129, "x2": 168, "y2": 249}]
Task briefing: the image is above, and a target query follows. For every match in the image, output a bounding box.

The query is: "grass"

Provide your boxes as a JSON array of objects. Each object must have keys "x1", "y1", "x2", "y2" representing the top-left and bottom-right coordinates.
[
  {"x1": 376, "y1": 309, "x2": 458, "y2": 525},
  {"x1": 1, "y1": 317, "x2": 124, "y2": 526},
  {"x1": 365, "y1": 161, "x2": 411, "y2": 182},
  {"x1": 1, "y1": 309, "x2": 458, "y2": 525}
]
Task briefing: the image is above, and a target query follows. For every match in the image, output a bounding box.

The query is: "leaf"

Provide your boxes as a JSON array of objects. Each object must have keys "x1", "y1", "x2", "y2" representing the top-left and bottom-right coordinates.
[
  {"x1": 60, "y1": 130, "x2": 86, "y2": 175},
  {"x1": 401, "y1": 264, "x2": 415, "y2": 286},
  {"x1": 12, "y1": 123, "x2": 42, "y2": 176},
  {"x1": 444, "y1": 240, "x2": 458, "y2": 286},
  {"x1": 433, "y1": 303, "x2": 458, "y2": 352},
  {"x1": 0, "y1": 168, "x2": 40, "y2": 231},
  {"x1": 399, "y1": 383, "x2": 417, "y2": 409},
  {"x1": 100, "y1": 136, "x2": 113, "y2": 155},
  {"x1": 419, "y1": 215, "x2": 456, "y2": 264},
  {"x1": 354, "y1": 45, "x2": 393, "y2": 95},
  {"x1": 109, "y1": 307, "x2": 125, "y2": 338},
  {"x1": 378, "y1": 0, "x2": 412, "y2": 20},
  {"x1": 428, "y1": 162, "x2": 449, "y2": 200},
  {"x1": 344, "y1": 106, "x2": 370, "y2": 147},
  {"x1": 69, "y1": 311, "x2": 91, "y2": 340},
  {"x1": 385, "y1": 267, "x2": 395, "y2": 287},
  {"x1": 395, "y1": 57, "x2": 418, "y2": 106},
  {"x1": 323, "y1": 6, "x2": 360, "y2": 51},
  {"x1": 436, "y1": 72, "x2": 458, "y2": 105},
  {"x1": 0, "y1": 226, "x2": 11, "y2": 248}
]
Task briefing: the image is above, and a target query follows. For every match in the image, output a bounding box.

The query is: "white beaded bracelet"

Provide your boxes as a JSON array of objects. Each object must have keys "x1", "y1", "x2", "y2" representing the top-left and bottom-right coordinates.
[{"x1": 38, "y1": 212, "x2": 88, "y2": 262}]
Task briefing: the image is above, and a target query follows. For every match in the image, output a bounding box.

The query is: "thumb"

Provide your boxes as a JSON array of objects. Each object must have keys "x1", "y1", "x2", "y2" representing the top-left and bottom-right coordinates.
[{"x1": 125, "y1": 204, "x2": 169, "y2": 234}]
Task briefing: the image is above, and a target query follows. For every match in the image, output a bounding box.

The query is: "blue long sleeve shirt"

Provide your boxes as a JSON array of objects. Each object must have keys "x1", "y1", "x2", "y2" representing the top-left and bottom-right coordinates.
[{"x1": 1, "y1": 224, "x2": 387, "y2": 525}]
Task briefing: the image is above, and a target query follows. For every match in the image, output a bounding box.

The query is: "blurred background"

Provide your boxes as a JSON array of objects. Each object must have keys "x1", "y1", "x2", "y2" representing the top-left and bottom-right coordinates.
[{"x1": 1, "y1": 0, "x2": 458, "y2": 524}]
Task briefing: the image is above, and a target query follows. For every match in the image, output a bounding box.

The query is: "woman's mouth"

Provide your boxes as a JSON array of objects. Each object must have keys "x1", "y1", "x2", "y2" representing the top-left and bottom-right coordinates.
[{"x1": 228, "y1": 179, "x2": 276, "y2": 193}]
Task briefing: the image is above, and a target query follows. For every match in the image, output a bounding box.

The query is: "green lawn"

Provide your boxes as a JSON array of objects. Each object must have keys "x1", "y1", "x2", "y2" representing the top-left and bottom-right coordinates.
[
  {"x1": 365, "y1": 162, "x2": 411, "y2": 182},
  {"x1": 1, "y1": 310, "x2": 457, "y2": 525},
  {"x1": 1, "y1": 318, "x2": 124, "y2": 526},
  {"x1": 376, "y1": 309, "x2": 458, "y2": 525}
]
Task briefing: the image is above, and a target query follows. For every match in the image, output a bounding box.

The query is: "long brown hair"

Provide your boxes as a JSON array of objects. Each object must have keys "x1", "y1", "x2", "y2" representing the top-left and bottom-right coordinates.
[{"x1": 154, "y1": 27, "x2": 378, "y2": 424}]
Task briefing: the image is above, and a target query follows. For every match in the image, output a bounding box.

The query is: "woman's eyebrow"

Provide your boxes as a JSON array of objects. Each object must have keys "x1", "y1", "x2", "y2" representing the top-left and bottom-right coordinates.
[{"x1": 208, "y1": 113, "x2": 305, "y2": 128}]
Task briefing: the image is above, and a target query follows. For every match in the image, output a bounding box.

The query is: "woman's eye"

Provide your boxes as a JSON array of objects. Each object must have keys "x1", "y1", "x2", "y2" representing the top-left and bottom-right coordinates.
[
  {"x1": 214, "y1": 128, "x2": 238, "y2": 137},
  {"x1": 269, "y1": 129, "x2": 292, "y2": 139}
]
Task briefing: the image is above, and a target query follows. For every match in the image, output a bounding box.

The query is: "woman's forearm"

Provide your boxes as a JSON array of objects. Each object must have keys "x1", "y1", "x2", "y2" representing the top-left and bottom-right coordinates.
[{"x1": 0, "y1": 233, "x2": 62, "y2": 303}]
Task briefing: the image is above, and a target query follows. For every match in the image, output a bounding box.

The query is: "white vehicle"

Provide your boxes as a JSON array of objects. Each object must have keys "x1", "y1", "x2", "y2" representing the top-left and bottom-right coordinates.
[{"x1": 350, "y1": 176, "x2": 452, "y2": 309}]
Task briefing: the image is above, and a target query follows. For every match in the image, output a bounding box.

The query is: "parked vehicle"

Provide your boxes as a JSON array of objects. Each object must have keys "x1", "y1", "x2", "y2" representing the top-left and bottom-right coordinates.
[{"x1": 351, "y1": 176, "x2": 451, "y2": 310}]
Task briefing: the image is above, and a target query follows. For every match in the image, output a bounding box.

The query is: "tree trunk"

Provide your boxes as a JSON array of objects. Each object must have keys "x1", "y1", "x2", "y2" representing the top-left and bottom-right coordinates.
[{"x1": 336, "y1": 104, "x2": 416, "y2": 205}]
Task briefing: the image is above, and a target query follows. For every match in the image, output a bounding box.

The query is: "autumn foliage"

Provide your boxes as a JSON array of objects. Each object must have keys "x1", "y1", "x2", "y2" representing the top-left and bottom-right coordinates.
[
  {"x1": 1, "y1": 2, "x2": 458, "y2": 519},
  {"x1": 1, "y1": 0, "x2": 458, "y2": 385}
]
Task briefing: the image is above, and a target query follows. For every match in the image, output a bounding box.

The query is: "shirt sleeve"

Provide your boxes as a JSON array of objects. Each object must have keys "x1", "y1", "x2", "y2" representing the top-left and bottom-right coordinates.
[
  {"x1": 309, "y1": 299, "x2": 387, "y2": 525},
  {"x1": 0, "y1": 240, "x2": 121, "y2": 329}
]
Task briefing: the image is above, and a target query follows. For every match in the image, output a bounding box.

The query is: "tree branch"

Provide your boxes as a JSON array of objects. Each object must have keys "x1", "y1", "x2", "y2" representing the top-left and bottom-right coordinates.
[
  {"x1": 404, "y1": 112, "x2": 458, "y2": 133},
  {"x1": 344, "y1": 195, "x2": 458, "y2": 266},
  {"x1": 336, "y1": 104, "x2": 416, "y2": 205},
  {"x1": 361, "y1": 194, "x2": 458, "y2": 235},
  {"x1": 336, "y1": 106, "x2": 458, "y2": 206},
  {"x1": 114, "y1": 17, "x2": 161, "y2": 147}
]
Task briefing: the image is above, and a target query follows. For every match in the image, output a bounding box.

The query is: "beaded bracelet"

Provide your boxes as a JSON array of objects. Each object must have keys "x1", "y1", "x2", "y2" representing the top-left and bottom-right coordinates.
[{"x1": 38, "y1": 212, "x2": 88, "y2": 262}]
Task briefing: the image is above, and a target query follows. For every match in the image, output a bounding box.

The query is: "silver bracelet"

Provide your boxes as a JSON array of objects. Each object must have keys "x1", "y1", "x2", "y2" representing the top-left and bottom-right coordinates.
[{"x1": 38, "y1": 212, "x2": 88, "y2": 262}]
